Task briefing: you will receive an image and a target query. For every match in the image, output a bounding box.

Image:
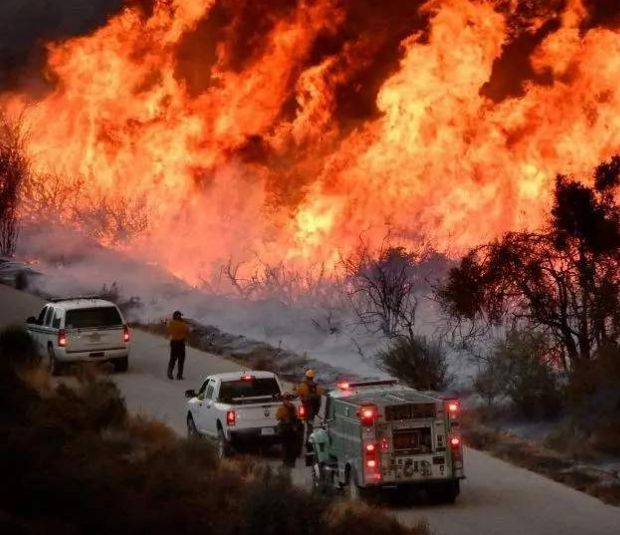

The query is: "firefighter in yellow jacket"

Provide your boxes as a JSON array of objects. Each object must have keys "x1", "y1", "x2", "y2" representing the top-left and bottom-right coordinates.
[
  {"x1": 166, "y1": 310, "x2": 190, "y2": 380},
  {"x1": 296, "y1": 369, "x2": 323, "y2": 435},
  {"x1": 276, "y1": 392, "x2": 303, "y2": 468}
]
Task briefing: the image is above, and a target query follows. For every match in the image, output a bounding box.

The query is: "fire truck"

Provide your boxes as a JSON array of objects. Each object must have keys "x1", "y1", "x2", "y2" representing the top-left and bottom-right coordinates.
[{"x1": 306, "y1": 380, "x2": 464, "y2": 502}]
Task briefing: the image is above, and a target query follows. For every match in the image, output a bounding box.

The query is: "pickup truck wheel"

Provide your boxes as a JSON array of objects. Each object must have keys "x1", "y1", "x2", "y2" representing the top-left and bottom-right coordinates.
[
  {"x1": 47, "y1": 346, "x2": 61, "y2": 377},
  {"x1": 217, "y1": 428, "x2": 232, "y2": 460},
  {"x1": 187, "y1": 414, "x2": 200, "y2": 438},
  {"x1": 114, "y1": 357, "x2": 129, "y2": 373}
]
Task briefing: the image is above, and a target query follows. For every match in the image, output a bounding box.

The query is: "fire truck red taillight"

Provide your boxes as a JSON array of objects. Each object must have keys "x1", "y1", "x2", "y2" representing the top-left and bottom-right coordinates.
[
  {"x1": 450, "y1": 436, "x2": 460, "y2": 447},
  {"x1": 364, "y1": 442, "x2": 381, "y2": 478},
  {"x1": 298, "y1": 404, "x2": 307, "y2": 420},
  {"x1": 359, "y1": 405, "x2": 378, "y2": 426},
  {"x1": 58, "y1": 329, "x2": 67, "y2": 347},
  {"x1": 226, "y1": 410, "x2": 236, "y2": 426}
]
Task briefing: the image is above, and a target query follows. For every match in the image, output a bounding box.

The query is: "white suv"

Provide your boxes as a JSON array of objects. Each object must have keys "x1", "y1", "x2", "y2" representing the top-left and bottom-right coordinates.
[{"x1": 26, "y1": 297, "x2": 131, "y2": 375}]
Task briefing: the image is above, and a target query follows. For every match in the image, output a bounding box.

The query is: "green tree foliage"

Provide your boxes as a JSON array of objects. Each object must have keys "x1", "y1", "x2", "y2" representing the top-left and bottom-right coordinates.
[
  {"x1": 480, "y1": 330, "x2": 563, "y2": 419},
  {"x1": 438, "y1": 157, "x2": 620, "y2": 370}
]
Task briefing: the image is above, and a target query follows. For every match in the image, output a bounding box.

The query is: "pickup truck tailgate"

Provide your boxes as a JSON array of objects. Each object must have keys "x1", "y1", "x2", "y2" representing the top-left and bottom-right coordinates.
[{"x1": 235, "y1": 403, "x2": 280, "y2": 425}]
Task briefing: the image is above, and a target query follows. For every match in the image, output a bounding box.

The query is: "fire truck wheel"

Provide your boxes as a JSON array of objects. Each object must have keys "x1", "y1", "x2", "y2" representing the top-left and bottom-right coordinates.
[
  {"x1": 311, "y1": 462, "x2": 325, "y2": 494},
  {"x1": 428, "y1": 480, "x2": 460, "y2": 504},
  {"x1": 345, "y1": 469, "x2": 368, "y2": 501}
]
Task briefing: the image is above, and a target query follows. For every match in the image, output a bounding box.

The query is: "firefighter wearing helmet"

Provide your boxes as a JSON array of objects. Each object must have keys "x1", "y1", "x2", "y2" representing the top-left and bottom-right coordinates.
[
  {"x1": 296, "y1": 369, "x2": 323, "y2": 436},
  {"x1": 276, "y1": 392, "x2": 303, "y2": 468}
]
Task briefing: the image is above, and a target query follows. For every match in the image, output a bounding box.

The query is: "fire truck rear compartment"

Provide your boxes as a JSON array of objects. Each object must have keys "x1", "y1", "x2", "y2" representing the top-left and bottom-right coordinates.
[{"x1": 393, "y1": 427, "x2": 433, "y2": 454}]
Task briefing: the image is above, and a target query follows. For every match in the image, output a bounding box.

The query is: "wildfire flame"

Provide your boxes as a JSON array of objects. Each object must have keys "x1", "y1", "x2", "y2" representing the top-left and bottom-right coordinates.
[{"x1": 2, "y1": 0, "x2": 620, "y2": 284}]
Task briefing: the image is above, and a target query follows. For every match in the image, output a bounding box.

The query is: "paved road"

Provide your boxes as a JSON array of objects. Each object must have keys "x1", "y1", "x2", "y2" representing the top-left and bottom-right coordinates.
[{"x1": 2, "y1": 284, "x2": 620, "y2": 535}]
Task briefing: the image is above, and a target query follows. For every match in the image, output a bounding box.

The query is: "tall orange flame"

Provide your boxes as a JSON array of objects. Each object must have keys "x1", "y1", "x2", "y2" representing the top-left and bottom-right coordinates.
[{"x1": 3, "y1": 0, "x2": 620, "y2": 284}]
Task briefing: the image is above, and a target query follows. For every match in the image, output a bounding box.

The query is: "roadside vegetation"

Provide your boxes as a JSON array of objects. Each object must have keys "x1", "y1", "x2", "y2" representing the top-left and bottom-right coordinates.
[
  {"x1": 438, "y1": 157, "x2": 620, "y2": 504},
  {"x1": 0, "y1": 326, "x2": 429, "y2": 535}
]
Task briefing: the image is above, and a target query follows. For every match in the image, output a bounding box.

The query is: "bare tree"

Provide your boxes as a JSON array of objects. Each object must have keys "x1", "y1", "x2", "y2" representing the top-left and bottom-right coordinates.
[
  {"x1": 0, "y1": 115, "x2": 29, "y2": 256},
  {"x1": 342, "y1": 241, "x2": 420, "y2": 340}
]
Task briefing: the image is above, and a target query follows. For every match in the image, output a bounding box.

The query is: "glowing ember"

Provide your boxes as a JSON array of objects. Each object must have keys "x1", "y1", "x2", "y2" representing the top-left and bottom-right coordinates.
[{"x1": 2, "y1": 0, "x2": 620, "y2": 284}]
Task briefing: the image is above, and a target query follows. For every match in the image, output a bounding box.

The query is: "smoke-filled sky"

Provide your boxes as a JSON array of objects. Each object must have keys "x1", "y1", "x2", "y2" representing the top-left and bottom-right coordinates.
[
  {"x1": 4, "y1": 0, "x2": 620, "y2": 284},
  {"x1": 0, "y1": 1, "x2": 125, "y2": 87}
]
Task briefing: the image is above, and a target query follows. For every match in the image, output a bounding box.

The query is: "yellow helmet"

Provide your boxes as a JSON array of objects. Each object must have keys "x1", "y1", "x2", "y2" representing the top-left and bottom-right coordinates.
[{"x1": 305, "y1": 369, "x2": 316, "y2": 379}]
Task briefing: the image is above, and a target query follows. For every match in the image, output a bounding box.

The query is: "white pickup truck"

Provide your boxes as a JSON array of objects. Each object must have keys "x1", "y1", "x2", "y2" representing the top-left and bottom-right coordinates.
[{"x1": 185, "y1": 370, "x2": 301, "y2": 459}]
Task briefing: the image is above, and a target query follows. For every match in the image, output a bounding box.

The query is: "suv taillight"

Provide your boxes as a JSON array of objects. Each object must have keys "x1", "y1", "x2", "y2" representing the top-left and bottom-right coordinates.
[
  {"x1": 226, "y1": 410, "x2": 236, "y2": 426},
  {"x1": 58, "y1": 329, "x2": 67, "y2": 347},
  {"x1": 123, "y1": 325, "x2": 130, "y2": 343}
]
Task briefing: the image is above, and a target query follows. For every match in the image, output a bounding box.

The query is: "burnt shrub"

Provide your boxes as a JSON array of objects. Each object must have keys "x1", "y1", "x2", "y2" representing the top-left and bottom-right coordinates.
[{"x1": 378, "y1": 335, "x2": 451, "y2": 391}]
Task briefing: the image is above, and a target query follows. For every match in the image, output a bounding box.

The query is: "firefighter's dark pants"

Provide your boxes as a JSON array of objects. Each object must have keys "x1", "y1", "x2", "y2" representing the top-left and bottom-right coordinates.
[
  {"x1": 281, "y1": 427, "x2": 301, "y2": 468},
  {"x1": 168, "y1": 340, "x2": 186, "y2": 379}
]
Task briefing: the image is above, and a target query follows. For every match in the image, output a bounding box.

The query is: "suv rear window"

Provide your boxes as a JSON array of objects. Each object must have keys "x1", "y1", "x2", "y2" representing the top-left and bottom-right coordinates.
[
  {"x1": 65, "y1": 307, "x2": 122, "y2": 329},
  {"x1": 219, "y1": 378, "x2": 280, "y2": 403}
]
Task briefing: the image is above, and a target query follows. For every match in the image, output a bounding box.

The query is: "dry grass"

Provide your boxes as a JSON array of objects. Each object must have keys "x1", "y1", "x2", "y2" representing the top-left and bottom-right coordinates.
[
  {"x1": 124, "y1": 414, "x2": 177, "y2": 449},
  {"x1": 324, "y1": 502, "x2": 430, "y2": 535},
  {"x1": 462, "y1": 409, "x2": 620, "y2": 506}
]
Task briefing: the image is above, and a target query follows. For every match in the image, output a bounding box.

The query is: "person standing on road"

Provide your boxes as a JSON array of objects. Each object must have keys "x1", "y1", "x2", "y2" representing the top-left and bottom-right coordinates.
[
  {"x1": 296, "y1": 369, "x2": 322, "y2": 436},
  {"x1": 166, "y1": 310, "x2": 190, "y2": 380},
  {"x1": 276, "y1": 392, "x2": 303, "y2": 469}
]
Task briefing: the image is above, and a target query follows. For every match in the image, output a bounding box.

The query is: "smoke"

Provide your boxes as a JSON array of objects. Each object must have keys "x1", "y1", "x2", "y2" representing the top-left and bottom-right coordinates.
[{"x1": 0, "y1": 0, "x2": 125, "y2": 89}]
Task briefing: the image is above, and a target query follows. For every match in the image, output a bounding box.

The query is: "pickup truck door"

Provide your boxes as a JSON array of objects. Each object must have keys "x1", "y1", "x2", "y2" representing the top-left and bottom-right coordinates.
[{"x1": 198, "y1": 379, "x2": 218, "y2": 437}]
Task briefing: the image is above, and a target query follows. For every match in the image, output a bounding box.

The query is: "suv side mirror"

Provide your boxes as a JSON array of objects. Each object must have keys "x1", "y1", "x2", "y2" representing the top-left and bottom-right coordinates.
[
  {"x1": 26, "y1": 316, "x2": 37, "y2": 325},
  {"x1": 185, "y1": 389, "x2": 197, "y2": 399}
]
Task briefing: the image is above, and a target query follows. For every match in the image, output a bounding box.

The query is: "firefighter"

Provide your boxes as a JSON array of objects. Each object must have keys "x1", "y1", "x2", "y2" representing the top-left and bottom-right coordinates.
[
  {"x1": 276, "y1": 392, "x2": 303, "y2": 468},
  {"x1": 166, "y1": 310, "x2": 190, "y2": 380},
  {"x1": 296, "y1": 369, "x2": 322, "y2": 436}
]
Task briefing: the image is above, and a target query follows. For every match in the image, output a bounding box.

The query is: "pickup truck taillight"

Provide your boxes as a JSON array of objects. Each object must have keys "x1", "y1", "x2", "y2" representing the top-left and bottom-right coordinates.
[
  {"x1": 123, "y1": 325, "x2": 130, "y2": 343},
  {"x1": 226, "y1": 410, "x2": 236, "y2": 426},
  {"x1": 58, "y1": 329, "x2": 67, "y2": 347}
]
